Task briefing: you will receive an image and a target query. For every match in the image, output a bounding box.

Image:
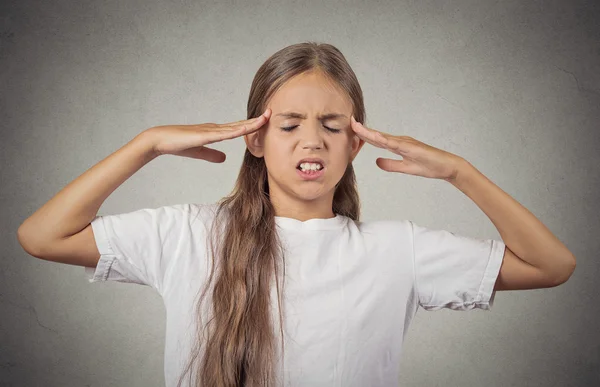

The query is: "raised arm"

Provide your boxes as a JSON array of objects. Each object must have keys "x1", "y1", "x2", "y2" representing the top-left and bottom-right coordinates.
[
  {"x1": 17, "y1": 131, "x2": 158, "y2": 265},
  {"x1": 16, "y1": 110, "x2": 271, "y2": 267}
]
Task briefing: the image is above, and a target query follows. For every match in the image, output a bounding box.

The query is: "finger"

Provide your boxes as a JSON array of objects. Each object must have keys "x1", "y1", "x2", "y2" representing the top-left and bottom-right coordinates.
[
  {"x1": 350, "y1": 116, "x2": 388, "y2": 149},
  {"x1": 222, "y1": 108, "x2": 271, "y2": 128},
  {"x1": 167, "y1": 145, "x2": 227, "y2": 162},
  {"x1": 212, "y1": 118, "x2": 265, "y2": 142},
  {"x1": 351, "y1": 115, "x2": 387, "y2": 139},
  {"x1": 224, "y1": 120, "x2": 266, "y2": 138},
  {"x1": 235, "y1": 112, "x2": 270, "y2": 132},
  {"x1": 198, "y1": 146, "x2": 227, "y2": 163}
]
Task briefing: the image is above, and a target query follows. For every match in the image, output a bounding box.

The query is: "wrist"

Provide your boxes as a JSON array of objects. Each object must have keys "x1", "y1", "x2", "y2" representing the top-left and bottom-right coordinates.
[
  {"x1": 136, "y1": 128, "x2": 161, "y2": 159},
  {"x1": 446, "y1": 157, "x2": 474, "y2": 186}
]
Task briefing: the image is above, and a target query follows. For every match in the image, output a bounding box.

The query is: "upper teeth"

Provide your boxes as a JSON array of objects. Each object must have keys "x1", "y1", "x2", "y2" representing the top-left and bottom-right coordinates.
[{"x1": 299, "y1": 162, "x2": 323, "y2": 170}]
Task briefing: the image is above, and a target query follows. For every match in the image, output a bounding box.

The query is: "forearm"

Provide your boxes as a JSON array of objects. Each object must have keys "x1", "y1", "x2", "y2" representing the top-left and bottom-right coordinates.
[
  {"x1": 18, "y1": 130, "x2": 159, "y2": 251},
  {"x1": 447, "y1": 159, "x2": 576, "y2": 277}
]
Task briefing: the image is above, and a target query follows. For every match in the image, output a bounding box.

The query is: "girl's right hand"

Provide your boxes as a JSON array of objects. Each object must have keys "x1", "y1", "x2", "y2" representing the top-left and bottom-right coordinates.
[{"x1": 147, "y1": 108, "x2": 271, "y2": 162}]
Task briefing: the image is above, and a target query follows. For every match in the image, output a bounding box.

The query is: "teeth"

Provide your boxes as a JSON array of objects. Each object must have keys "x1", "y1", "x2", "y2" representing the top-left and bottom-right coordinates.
[{"x1": 299, "y1": 162, "x2": 323, "y2": 171}]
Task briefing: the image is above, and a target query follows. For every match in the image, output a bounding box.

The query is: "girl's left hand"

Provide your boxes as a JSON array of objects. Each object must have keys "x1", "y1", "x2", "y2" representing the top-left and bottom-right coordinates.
[{"x1": 350, "y1": 116, "x2": 465, "y2": 181}]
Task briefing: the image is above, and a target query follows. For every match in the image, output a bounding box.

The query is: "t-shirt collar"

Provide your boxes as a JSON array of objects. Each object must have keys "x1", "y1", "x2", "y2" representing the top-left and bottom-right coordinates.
[{"x1": 274, "y1": 213, "x2": 348, "y2": 230}]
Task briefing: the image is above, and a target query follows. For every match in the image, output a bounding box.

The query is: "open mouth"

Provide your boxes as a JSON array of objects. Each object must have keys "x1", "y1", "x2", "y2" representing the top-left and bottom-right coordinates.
[
  {"x1": 296, "y1": 160, "x2": 325, "y2": 171},
  {"x1": 296, "y1": 164, "x2": 325, "y2": 179},
  {"x1": 296, "y1": 165, "x2": 324, "y2": 173}
]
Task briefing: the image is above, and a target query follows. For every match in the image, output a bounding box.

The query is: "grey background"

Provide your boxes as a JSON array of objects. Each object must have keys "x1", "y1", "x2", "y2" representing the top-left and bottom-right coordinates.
[{"x1": 2, "y1": 0, "x2": 599, "y2": 386}]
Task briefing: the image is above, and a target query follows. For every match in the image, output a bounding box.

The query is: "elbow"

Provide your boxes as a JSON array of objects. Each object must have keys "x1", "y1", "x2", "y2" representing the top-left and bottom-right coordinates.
[
  {"x1": 17, "y1": 225, "x2": 43, "y2": 258},
  {"x1": 553, "y1": 256, "x2": 577, "y2": 286}
]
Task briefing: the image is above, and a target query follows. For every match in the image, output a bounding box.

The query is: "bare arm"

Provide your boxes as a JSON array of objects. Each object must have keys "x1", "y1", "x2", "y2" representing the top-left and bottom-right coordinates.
[
  {"x1": 17, "y1": 131, "x2": 158, "y2": 257},
  {"x1": 16, "y1": 110, "x2": 271, "y2": 264}
]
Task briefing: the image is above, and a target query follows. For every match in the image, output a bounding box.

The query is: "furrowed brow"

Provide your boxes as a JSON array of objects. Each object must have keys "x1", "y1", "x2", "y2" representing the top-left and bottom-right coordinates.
[{"x1": 275, "y1": 112, "x2": 347, "y2": 120}]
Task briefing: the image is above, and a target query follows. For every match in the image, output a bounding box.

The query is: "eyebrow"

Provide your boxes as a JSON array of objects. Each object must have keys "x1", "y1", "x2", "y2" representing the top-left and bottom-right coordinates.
[{"x1": 275, "y1": 112, "x2": 347, "y2": 120}]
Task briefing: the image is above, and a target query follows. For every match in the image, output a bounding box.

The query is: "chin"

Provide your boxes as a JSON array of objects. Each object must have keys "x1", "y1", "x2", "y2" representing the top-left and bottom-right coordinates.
[{"x1": 295, "y1": 186, "x2": 334, "y2": 200}]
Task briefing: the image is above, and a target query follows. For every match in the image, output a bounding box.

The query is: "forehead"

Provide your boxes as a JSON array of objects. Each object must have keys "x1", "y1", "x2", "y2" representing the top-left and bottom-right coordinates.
[{"x1": 268, "y1": 71, "x2": 352, "y2": 115}]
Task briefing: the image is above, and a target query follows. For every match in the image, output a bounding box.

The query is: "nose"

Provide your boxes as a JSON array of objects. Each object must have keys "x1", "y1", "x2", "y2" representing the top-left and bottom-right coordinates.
[{"x1": 300, "y1": 123, "x2": 325, "y2": 150}]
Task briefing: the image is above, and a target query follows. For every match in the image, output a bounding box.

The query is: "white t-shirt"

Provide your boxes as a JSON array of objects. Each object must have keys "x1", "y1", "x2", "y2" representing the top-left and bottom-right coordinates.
[{"x1": 85, "y1": 202, "x2": 505, "y2": 387}]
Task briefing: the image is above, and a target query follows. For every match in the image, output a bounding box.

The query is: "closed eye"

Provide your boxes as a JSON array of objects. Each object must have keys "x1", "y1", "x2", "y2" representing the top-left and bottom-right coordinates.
[{"x1": 280, "y1": 125, "x2": 341, "y2": 133}]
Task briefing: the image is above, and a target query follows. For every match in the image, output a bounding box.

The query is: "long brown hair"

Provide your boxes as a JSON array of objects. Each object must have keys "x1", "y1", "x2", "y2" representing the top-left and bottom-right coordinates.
[{"x1": 176, "y1": 41, "x2": 367, "y2": 387}]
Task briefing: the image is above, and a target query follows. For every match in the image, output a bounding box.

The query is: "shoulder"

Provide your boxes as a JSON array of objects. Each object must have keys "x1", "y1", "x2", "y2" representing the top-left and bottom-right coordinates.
[
  {"x1": 159, "y1": 202, "x2": 219, "y2": 217},
  {"x1": 141, "y1": 202, "x2": 223, "y2": 232},
  {"x1": 350, "y1": 217, "x2": 412, "y2": 235},
  {"x1": 347, "y1": 218, "x2": 413, "y2": 248}
]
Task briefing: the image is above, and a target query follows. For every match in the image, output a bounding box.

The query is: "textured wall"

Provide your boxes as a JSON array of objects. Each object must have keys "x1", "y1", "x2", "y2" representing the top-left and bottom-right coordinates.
[{"x1": 2, "y1": 0, "x2": 599, "y2": 386}]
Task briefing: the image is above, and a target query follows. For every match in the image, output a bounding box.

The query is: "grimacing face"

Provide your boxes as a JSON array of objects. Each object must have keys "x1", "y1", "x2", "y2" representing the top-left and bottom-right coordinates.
[{"x1": 244, "y1": 70, "x2": 366, "y2": 219}]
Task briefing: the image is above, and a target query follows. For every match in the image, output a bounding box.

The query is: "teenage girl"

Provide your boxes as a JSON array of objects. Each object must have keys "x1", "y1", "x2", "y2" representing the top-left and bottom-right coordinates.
[{"x1": 18, "y1": 42, "x2": 576, "y2": 387}]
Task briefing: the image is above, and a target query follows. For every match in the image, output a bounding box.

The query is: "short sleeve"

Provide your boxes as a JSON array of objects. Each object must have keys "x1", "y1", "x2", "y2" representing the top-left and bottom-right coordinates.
[
  {"x1": 84, "y1": 203, "x2": 200, "y2": 295},
  {"x1": 410, "y1": 220, "x2": 505, "y2": 311}
]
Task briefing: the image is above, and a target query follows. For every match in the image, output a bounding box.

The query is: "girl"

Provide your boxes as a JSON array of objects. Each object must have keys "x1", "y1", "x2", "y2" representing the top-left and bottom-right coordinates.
[{"x1": 18, "y1": 42, "x2": 576, "y2": 387}]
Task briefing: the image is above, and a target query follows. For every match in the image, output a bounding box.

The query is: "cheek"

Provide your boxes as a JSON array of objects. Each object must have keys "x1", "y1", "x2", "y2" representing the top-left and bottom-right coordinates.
[
  {"x1": 263, "y1": 141, "x2": 288, "y2": 168},
  {"x1": 333, "y1": 140, "x2": 352, "y2": 158}
]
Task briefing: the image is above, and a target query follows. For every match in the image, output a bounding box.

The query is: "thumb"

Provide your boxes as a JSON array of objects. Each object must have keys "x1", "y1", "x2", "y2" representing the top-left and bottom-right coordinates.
[
  {"x1": 376, "y1": 157, "x2": 407, "y2": 173},
  {"x1": 175, "y1": 146, "x2": 227, "y2": 163}
]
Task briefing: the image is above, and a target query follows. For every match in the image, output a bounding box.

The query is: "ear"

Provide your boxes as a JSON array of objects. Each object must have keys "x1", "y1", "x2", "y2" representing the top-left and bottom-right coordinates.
[
  {"x1": 244, "y1": 129, "x2": 265, "y2": 158},
  {"x1": 349, "y1": 135, "x2": 366, "y2": 163}
]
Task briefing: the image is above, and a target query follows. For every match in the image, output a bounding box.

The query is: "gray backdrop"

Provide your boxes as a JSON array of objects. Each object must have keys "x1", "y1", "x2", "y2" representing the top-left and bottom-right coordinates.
[{"x1": 2, "y1": 0, "x2": 599, "y2": 386}]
